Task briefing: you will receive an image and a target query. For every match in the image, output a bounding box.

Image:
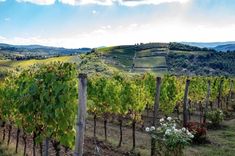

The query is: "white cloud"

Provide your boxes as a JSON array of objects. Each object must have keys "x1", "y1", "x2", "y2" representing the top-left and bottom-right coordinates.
[
  {"x1": 2, "y1": 22, "x2": 235, "y2": 48},
  {"x1": 101, "y1": 25, "x2": 111, "y2": 29},
  {"x1": 15, "y1": 0, "x2": 190, "y2": 6},
  {"x1": 120, "y1": 0, "x2": 190, "y2": 6},
  {"x1": 0, "y1": 0, "x2": 6, "y2": 2},
  {"x1": 58, "y1": 0, "x2": 114, "y2": 6},
  {"x1": 0, "y1": 36, "x2": 6, "y2": 40},
  {"x1": 16, "y1": 0, "x2": 56, "y2": 5}
]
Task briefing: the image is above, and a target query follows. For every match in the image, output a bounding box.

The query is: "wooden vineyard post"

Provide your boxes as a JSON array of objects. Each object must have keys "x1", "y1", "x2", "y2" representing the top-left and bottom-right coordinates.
[
  {"x1": 151, "y1": 77, "x2": 161, "y2": 156},
  {"x1": 199, "y1": 101, "x2": 203, "y2": 124},
  {"x1": 43, "y1": 138, "x2": 49, "y2": 156},
  {"x1": 74, "y1": 74, "x2": 87, "y2": 156},
  {"x1": 183, "y1": 79, "x2": 190, "y2": 127},
  {"x1": 188, "y1": 100, "x2": 191, "y2": 121},
  {"x1": 218, "y1": 79, "x2": 223, "y2": 109},
  {"x1": 227, "y1": 80, "x2": 234, "y2": 110},
  {"x1": 153, "y1": 77, "x2": 162, "y2": 126},
  {"x1": 204, "y1": 80, "x2": 211, "y2": 124}
]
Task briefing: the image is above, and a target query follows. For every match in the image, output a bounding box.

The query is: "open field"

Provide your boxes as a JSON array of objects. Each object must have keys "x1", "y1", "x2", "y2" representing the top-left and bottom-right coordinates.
[
  {"x1": 134, "y1": 56, "x2": 166, "y2": 68},
  {"x1": 0, "y1": 55, "x2": 80, "y2": 70}
]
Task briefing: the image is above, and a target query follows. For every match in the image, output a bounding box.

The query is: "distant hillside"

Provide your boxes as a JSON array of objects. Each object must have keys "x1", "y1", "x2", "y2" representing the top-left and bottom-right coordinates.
[
  {"x1": 214, "y1": 44, "x2": 235, "y2": 52},
  {"x1": 1, "y1": 42, "x2": 235, "y2": 77},
  {"x1": 0, "y1": 43, "x2": 91, "y2": 58},
  {"x1": 0, "y1": 55, "x2": 81, "y2": 78},
  {"x1": 182, "y1": 41, "x2": 235, "y2": 48},
  {"x1": 93, "y1": 42, "x2": 235, "y2": 76}
]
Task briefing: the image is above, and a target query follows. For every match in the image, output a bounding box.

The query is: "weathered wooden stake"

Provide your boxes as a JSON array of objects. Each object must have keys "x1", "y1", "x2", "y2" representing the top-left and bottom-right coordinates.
[
  {"x1": 74, "y1": 74, "x2": 87, "y2": 156},
  {"x1": 15, "y1": 127, "x2": 20, "y2": 153},
  {"x1": 228, "y1": 80, "x2": 234, "y2": 110},
  {"x1": 183, "y1": 79, "x2": 190, "y2": 127},
  {"x1": 188, "y1": 100, "x2": 191, "y2": 121},
  {"x1": 218, "y1": 79, "x2": 223, "y2": 109},
  {"x1": 151, "y1": 77, "x2": 161, "y2": 156},
  {"x1": 203, "y1": 80, "x2": 211, "y2": 124},
  {"x1": 43, "y1": 138, "x2": 49, "y2": 156},
  {"x1": 153, "y1": 77, "x2": 162, "y2": 126}
]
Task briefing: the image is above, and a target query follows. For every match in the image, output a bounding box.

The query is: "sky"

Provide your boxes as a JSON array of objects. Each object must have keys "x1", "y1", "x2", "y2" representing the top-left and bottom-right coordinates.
[{"x1": 0, "y1": 0, "x2": 235, "y2": 48}]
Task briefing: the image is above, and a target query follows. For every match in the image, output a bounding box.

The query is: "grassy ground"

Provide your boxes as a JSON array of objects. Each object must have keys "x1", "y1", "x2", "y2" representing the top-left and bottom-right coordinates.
[
  {"x1": 136, "y1": 48, "x2": 167, "y2": 58},
  {"x1": 134, "y1": 56, "x2": 166, "y2": 68},
  {"x1": 0, "y1": 141, "x2": 23, "y2": 156},
  {"x1": 185, "y1": 118, "x2": 235, "y2": 156},
  {"x1": 1, "y1": 116, "x2": 235, "y2": 155},
  {"x1": 170, "y1": 50, "x2": 210, "y2": 55},
  {"x1": 0, "y1": 55, "x2": 80, "y2": 74},
  {"x1": 84, "y1": 113, "x2": 235, "y2": 156}
]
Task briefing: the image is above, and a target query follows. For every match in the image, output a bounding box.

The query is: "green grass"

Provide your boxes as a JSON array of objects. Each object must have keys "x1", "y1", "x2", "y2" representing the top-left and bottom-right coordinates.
[
  {"x1": 97, "y1": 46, "x2": 136, "y2": 68},
  {"x1": 170, "y1": 50, "x2": 209, "y2": 55},
  {"x1": 136, "y1": 48, "x2": 167, "y2": 57},
  {"x1": 0, "y1": 55, "x2": 79, "y2": 70},
  {"x1": 0, "y1": 55, "x2": 81, "y2": 80},
  {"x1": 185, "y1": 119, "x2": 235, "y2": 156},
  {"x1": 134, "y1": 56, "x2": 166, "y2": 68},
  {"x1": 136, "y1": 50, "x2": 152, "y2": 57},
  {"x1": 0, "y1": 141, "x2": 23, "y2": 156}
]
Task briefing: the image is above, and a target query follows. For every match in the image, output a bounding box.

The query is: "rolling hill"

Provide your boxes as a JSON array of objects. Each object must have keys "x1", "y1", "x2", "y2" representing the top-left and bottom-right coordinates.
[
  {"x1": 0, "y1": 43, "x2": 91, "y2": 58},
  {"x1": 214, "y1": 44, "x2": 235, "y2": 52},
  {"x1": 94, "y1": 42, "x2": 235, "y2": 76},
  {"x1": 183, "y1": 41, "x2": 235, "y2": 52},
  {"x1": 1, "y1": 42, "x2": 235, "y2": 77},
  {"x1": 182, "y1": 41, "x2": 235, "y2": 48}
]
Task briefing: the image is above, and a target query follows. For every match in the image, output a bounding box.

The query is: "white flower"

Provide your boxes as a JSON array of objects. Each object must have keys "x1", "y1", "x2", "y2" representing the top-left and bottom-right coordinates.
[
  {"x1": 182, "y1": 127, "x2": 186, "y2": 132},
  {"x1": 173, "y1": 123, "x2": 176, "y2": 128},
  {"x1": 150, "y1": 126, "x2": 155, "y2": 131},
  {"x1": 162, "y1": 124, "x2": 167, "y2": 127},
  {"x1": 186, "y1": 131, "x2": 192, "y2": 136},
  {"x1": 157, "y1": 127, "x2": 161, "y2": 131},
  {"x1": 165, "y1": 129, "x2": 171, "y2": 135},
  {"x1": 160, "y1": 118, "x2": 164, "y2": 122},
  {"x1": 167, "y1": 117, "x2": 172, "y2": 121},
  {"x1": 145, "y1": 127, "x2": 150, "y2": 132},
  {"x1": 189, "y1": 134, "x2": 194, "y2": 138}
]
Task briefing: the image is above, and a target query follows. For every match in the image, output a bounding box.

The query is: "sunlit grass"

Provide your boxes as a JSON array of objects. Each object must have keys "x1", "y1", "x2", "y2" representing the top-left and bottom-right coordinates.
[
  {"x1": 0, "y1": 56, "x2": 79, "y2": 70},
  {"x1": 185, "y1": 119, "x2": 235, "y2": 156},
  {"x1": 134, "y1": 56, "x2": 166, "y2": 68}
]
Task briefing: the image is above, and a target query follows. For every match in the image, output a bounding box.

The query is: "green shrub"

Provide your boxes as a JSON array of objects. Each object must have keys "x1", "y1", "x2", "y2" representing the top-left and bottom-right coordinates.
[
  {"x1": 206, "y1": 109, "x2": 224, "y2": 127},
  {"x1": 231, "y1": 99, "x2": 235, "y2": 111}
]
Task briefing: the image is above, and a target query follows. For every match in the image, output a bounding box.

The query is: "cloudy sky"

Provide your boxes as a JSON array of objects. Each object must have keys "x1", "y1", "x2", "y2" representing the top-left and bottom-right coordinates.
[{"x1": 0, "y1": 0, "x2": 235, "y2": 48}]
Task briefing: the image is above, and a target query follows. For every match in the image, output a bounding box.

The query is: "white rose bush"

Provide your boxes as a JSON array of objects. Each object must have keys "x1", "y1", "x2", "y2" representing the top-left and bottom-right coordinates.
[{"x1": 146, "y1": 117, "x2": 194, "y2": 156}]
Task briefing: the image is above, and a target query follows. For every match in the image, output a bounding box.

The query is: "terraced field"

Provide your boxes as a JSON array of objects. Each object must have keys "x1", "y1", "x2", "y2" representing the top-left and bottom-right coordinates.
[
  {"x1": 136, "y1": 48, "x2": 167, "y2": 57},
  {"x1": 134, "y1": 56, "x2": 166, "y2": 68},
  {"x1": 132, "y1": 47, "x2": 168, "y2": 73},
  {"x1": 97, "y1": 44, "x2": 169, "y2": 74},
  {"x1": 97, "y1": 46, "x2": 136, "y2": 69}
]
